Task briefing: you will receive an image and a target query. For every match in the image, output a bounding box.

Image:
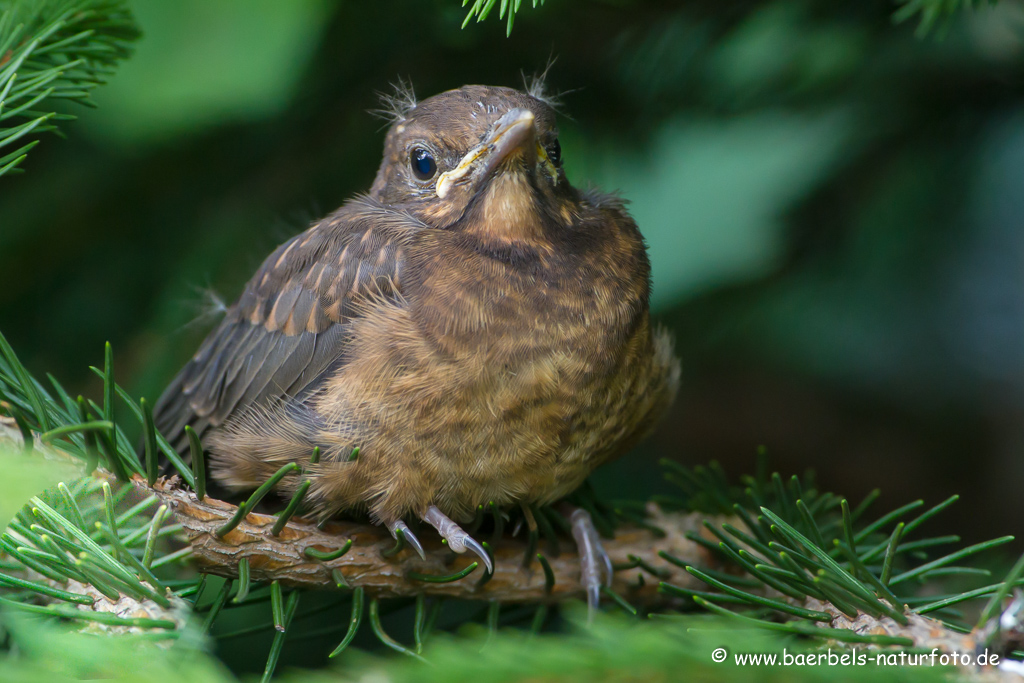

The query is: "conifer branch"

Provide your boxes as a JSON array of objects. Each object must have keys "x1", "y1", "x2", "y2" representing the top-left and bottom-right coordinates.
[
  {"x1": 461, "y1": 0, "x2": 546, "y2": 37},
  {"x1": 0, "y1": 0, "x2": 139, "y2": 177},
  {"x1": 458, "y1": 0, "x2": 999, "y2": 38},
  {"x1": 144, "y1": 473, "x2": 711, "y2": 604}
]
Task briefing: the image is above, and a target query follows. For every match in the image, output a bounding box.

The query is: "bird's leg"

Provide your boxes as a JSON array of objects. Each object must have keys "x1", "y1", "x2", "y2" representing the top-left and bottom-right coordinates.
[
  {"x1": 421, "y1": 505, "x2": 494, "y2": 574},
  {"x1": 386, "y1": 519, "x2": 426, "y2": 560},
  {"x1": 563, "y1": 505, "x2": 613, "y2": 617}
]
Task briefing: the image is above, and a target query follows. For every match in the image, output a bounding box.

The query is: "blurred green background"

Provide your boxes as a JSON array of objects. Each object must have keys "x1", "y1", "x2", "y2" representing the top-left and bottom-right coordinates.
[{"x1": 2, "y1": 0, "x2": 1023, "y2": 559}]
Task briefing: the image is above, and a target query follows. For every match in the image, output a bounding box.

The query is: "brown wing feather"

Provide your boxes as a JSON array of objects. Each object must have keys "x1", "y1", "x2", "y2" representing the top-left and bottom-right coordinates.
[{"x1": 152, "y1": 197, "x2": 424, "y2": 458}]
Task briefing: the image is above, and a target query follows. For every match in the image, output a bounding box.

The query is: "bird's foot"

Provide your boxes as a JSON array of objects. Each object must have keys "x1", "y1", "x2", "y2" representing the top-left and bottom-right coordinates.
[
  {"x1": 386, "y1": 519, "x2": 426, "y2": 560},
  {"x1": 421, "y1": 505, "x2": 493, "y2": 574},
  {"x1": 568, "y1": 507, "x2": 613, "y2": 618}
]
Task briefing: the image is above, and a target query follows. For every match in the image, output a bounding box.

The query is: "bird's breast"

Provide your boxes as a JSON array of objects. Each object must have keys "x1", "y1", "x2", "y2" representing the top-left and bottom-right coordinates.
[
  {"x1": 324, "y1": 232, "x2": 641, "y2": 402},
  {"x1": 308, "y1": 221, "x2": 660, "y2": 513},
  {"x1": 411, "y1": 239, "x2": 647, "y2": 365}
]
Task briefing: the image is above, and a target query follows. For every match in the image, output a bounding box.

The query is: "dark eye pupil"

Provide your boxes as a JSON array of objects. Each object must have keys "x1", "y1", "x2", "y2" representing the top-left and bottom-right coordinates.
[
  {"x1": 548, "y1": 139, "x2": 561, "y2": 165},
  {"x1": 411, "y1": 148, "x2": 437, "y2": 180}
]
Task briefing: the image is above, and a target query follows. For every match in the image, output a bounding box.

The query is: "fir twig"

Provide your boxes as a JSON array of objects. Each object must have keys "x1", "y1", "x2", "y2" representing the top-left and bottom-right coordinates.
[{"x1": 0, "y1": 0, "x2": 139, "y2": 176}]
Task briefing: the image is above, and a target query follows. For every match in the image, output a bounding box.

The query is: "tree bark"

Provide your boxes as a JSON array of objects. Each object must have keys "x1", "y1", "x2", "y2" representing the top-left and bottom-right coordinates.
[{"x1": 147, "y1": 475, "x2": 716, "y2": 604}]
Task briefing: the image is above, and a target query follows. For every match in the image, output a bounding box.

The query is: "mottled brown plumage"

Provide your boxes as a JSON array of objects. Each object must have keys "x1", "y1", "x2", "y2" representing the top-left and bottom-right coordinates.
[{"x1": 152, "y1": 84, "x2": 679, "y2": 595}]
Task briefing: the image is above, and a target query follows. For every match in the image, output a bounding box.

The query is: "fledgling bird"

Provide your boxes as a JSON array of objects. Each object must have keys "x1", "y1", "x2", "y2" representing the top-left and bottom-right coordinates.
[{"x1": 152, "y1": 82, "x2": 680, "y2": 605}]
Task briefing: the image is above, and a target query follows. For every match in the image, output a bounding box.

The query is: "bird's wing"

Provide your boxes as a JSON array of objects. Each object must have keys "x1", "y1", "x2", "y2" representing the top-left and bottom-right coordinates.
[{"x1": 152, "y1": 198, "x2": 423, "y2": 457}]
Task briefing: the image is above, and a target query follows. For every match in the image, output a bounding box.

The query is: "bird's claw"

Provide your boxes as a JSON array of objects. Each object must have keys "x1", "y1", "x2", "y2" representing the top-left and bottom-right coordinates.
[
  {"x1": 422, "y1": 505, "x2": 494, "y2": 574},
  {"x1": 570, "y1": 508, "x2": 612, "y2": 618},
  {"x1": 387, "y1": 520, "x2": 426, "y2": 560},
  {"x1": 461, "y1": 534, "x2": 493, "y2": 575}
]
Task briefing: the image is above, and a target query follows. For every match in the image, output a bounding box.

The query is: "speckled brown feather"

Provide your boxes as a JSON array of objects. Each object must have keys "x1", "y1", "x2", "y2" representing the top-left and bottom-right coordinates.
[
  {"x1": 152, "y1": 84, "x2": 680, "y2": 527},
  {"x1": 152, "y1": 200, "x2": 420, "y2": 456}
]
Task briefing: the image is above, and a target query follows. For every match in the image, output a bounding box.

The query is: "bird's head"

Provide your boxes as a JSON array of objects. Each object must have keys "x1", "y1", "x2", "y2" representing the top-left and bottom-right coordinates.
[{"x1": 369, "y1": 84, "x2": 576, "y2": 245}]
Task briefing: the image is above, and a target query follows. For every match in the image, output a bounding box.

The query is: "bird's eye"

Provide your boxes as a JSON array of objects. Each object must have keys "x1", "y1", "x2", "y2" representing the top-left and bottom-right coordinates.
[
  {"x1": 410, "y1": 147, "x2": 437, "y2": 181},
  {"x1": 546, "y1": 139, "x2": 562, "y2": 166}
]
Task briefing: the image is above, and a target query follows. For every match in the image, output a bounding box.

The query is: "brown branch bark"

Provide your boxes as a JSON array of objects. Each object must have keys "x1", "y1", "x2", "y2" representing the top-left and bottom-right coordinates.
[{"x1": 144, "y1": 475, "x2": 716, "y2": 604}]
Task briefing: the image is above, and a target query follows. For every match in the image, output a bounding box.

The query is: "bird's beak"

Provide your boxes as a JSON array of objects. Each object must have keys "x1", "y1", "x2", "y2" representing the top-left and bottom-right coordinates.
[
  {"x1": 436, "y1": 108, "x2": 536, "y2": 199},
  {"x1": 476, "y1": 108, "x2": 537, "y2": 179}
]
